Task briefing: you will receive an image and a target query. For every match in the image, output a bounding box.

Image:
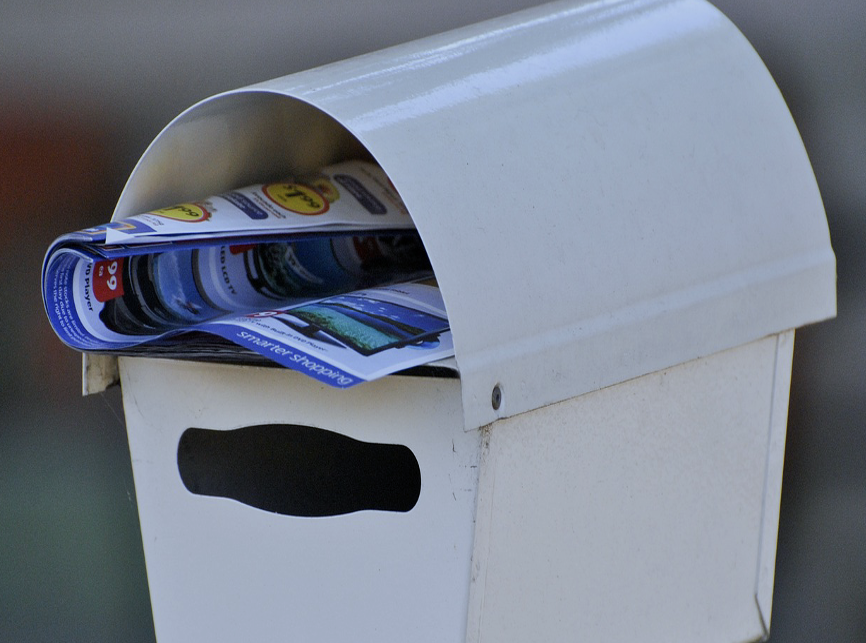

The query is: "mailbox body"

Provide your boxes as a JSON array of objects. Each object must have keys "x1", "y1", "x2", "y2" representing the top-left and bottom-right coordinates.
[
  {"x1": 120, "y1": 330, "x2": 792, "y2": 642},
  {"x1": 90, "y1": 0, "x2": 836, "y2": 640}
]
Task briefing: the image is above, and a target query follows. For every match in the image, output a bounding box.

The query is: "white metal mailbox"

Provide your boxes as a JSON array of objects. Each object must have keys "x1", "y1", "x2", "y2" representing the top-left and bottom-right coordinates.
[{"x1": 88, "y1": 0, "x2": 836, "y2": 641}]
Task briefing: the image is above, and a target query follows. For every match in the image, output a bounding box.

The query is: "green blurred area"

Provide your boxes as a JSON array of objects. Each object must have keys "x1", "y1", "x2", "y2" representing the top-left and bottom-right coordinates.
[{"x1": 0, "y1": 391, "x2": 154, "y2": 642}]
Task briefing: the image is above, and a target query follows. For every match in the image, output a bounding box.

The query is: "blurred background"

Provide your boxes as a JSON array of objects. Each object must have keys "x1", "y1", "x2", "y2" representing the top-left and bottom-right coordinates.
[{"x1": 0, "y1": 0, "x2": 862, "y2": 641}]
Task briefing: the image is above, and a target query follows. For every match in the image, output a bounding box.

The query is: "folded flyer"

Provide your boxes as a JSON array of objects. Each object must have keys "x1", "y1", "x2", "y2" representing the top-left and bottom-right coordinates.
[{"x1": 42, "y1": 160, "x2": 454, "y2": 387}]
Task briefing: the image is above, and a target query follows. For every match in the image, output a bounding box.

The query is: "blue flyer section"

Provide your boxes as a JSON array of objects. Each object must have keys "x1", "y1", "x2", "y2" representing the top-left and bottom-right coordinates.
[
  {"x1": 42, "y1": 241, "x2": 451, "y2": 387},
  {"x1": 43, "y1": 250, "x2": 142, "y2": 351},
  {"x1": 202, "y1": 324, "x2": 361, "y2": 388},
  {"x1": 201, "y1": 283, "x2": 454, "y2": 386},
  {"x1": 44, "y1": 252, "x2": 103, "y2": 350}
]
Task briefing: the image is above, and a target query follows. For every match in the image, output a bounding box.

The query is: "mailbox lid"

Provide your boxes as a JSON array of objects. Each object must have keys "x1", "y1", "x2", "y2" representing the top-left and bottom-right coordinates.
[{"x1": 103, "y1": 0, "x2": 835, "y2": 429}]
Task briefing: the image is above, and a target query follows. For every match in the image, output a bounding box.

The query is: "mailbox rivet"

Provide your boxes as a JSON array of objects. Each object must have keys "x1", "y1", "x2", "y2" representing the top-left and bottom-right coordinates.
[{"x1": 491, "y1": 385, "x2": 502, "y2": 410}]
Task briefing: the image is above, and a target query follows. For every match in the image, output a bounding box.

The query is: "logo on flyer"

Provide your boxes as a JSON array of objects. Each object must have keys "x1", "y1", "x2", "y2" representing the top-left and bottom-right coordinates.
[
  {"x1": 147, "y1": 202, "x2": 211, "y2": 223},
  {"x1": 263, "y1": 182, "x2": 330, "y2": 215},
  {"x1": 93, "y1": 258, "x2": 125, "y2": 302}
]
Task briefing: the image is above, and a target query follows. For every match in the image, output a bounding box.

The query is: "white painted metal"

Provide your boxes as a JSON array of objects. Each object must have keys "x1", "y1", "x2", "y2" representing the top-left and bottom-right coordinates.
[
  {"x1": 754, "y1": 328, "x2": 795, "y2": 631},
  {"x1": 120, "y1": 357, "x2": 479, "y2": 643},
  {"x1": 82, "y1": 352, "x2": 118, "y2": 396},
  {"x1": 466, "y1": 331, "x2": 792, "y2": 643},
  {"x1": 88, "y1": 0, "x2": 835, "y2": 429},
  {"x1": 120, "y1": 332, "x2": 795, "y2": 642}
]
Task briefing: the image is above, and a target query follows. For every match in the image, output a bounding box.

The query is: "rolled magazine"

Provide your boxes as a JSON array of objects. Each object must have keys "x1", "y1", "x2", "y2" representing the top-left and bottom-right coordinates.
[{"x1": 42, "y1": 160, "x2": 454, "y2": 387}]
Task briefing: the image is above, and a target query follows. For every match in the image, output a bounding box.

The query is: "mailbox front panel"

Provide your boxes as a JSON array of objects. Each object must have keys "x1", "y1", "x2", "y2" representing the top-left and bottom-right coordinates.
[{"x1": 119, "y1": 359, "x2": 479, "y2": 643}]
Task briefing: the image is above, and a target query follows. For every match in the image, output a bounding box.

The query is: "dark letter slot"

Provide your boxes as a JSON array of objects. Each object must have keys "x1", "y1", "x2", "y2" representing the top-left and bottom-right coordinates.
[{"x1": 177, "y1": 424, "x2": 421, "y2": 517}]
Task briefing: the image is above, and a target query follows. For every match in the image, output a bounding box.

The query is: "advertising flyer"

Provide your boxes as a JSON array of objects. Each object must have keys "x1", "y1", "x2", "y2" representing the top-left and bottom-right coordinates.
[{"x1": 42, "y1": 160, "x2": 453, "y2": 387}]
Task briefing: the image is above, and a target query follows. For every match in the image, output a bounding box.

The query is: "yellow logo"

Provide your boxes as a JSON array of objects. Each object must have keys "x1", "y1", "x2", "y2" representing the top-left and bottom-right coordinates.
[
  {"x1": 263, "y1": 182, "x2": 330, "y2": 215},
  {"x1": 148, "y1": 202, "x2": 210, "y2": 222}
]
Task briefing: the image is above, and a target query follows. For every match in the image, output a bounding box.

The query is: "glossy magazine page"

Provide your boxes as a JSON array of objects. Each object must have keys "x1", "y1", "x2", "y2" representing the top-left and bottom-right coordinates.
[{"x1": 42, "y1": 160, "x2": 453, "y2": 387}]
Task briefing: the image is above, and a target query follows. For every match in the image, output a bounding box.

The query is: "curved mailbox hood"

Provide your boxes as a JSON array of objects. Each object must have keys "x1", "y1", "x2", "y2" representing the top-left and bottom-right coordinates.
[{"x1": 104, "y1": 0, "x2": 835, "y2": 430}]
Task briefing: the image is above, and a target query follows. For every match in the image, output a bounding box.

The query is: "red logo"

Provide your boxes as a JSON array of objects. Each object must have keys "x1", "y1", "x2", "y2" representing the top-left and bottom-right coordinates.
[{"x1": 93, "y1": 259, "x2": 125, "y2": 302}]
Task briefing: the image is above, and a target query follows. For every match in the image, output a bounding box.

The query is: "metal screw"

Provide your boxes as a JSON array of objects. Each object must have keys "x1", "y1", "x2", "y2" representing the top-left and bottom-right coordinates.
[{"x1": 491, "y1": 385, "x2": 502, "y2": 410}]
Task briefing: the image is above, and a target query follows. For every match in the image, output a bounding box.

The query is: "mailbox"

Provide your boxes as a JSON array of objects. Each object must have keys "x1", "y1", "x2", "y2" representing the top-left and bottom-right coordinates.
[{"x1": 86, "y1": 0, "x2": 836, "y2": 640}]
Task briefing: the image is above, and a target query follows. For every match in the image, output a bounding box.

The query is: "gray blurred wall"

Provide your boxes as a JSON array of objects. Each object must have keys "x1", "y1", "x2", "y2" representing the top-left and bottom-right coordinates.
[{"x1": 0, "y1": 1, "x2": 862, "y2": 641}]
